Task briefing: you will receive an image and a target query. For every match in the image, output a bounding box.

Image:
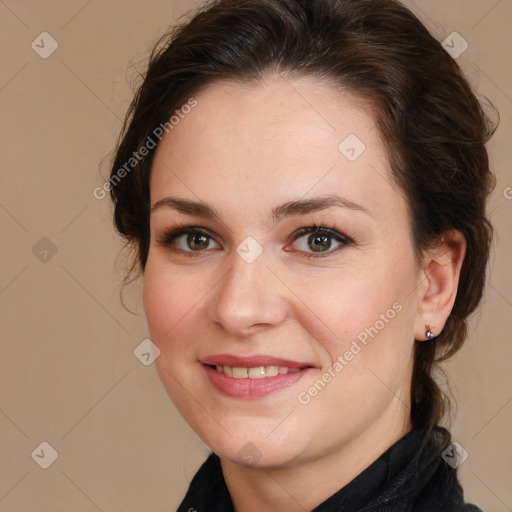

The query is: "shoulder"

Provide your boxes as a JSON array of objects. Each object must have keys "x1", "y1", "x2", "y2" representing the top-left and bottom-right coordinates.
[{"x1": 177, "y1": 453, "x2": 233, "y2": 512}]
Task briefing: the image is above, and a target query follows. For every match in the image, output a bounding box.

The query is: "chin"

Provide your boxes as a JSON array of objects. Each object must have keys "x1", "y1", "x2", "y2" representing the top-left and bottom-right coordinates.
[
  {"x1": 212, "y1": 435, "x2": 305, "y2": 469},
  {"x1": 188, "y1": 412, "x2": 315, "y2": 470}
]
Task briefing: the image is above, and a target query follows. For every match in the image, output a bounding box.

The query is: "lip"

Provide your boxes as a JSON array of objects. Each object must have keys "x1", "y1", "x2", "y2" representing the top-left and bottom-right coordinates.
[
  {"x1": 201, "y1": 354, "x2": 311, "y2": 369},
  {"x1": 201, "y1": 354, "x2": 315, "y2": 398}
]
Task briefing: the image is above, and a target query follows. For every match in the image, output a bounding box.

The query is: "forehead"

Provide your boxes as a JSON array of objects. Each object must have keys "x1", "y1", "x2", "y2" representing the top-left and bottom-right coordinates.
[{"x1": 150, "y1": 74, "x2": 402, "y2": 220}]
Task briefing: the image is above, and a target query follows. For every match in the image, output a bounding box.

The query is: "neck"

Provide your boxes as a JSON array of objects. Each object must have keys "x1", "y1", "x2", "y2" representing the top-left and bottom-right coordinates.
[{"x1": 221, "y1": 407, "x2": 412, "y2": 512}]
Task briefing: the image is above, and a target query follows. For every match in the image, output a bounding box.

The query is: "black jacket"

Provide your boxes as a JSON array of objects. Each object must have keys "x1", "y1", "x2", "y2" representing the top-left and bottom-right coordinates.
[{"x1": 177, "y1": 427, "x2": 483, "y2": 511}]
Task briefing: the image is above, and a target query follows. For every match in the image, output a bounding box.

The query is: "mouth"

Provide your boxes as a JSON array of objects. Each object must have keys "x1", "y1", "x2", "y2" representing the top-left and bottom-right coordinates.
[
  {"x1": 207, "y1": 364, "x2": 302, "y2": 379},
  {"x1": 200, "y1": 354, "x2": 315, "y2": 398}
]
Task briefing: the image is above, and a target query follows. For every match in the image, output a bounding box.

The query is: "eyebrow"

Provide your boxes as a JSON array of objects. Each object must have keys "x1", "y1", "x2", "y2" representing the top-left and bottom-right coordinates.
[
  {"x1": 271, "y1": 195, "x2": 369, "y2": 222},
  {"x1": 150, "y1": 195, "x2": 370, "y2": 223},
  {"x1": 151, "y1": 197, "x2": 220, "y2": 219}
]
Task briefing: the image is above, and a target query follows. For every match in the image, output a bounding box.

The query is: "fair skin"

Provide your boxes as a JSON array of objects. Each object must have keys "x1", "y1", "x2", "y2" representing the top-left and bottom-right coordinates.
[{"x1": 143, "y1": 73, "x2": 465, "y2": 511}]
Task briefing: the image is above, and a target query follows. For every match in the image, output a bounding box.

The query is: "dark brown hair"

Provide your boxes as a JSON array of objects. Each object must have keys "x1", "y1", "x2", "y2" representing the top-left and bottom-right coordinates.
[{"x1": 109, "y1": 0, "x2": 497, "y2": 432}]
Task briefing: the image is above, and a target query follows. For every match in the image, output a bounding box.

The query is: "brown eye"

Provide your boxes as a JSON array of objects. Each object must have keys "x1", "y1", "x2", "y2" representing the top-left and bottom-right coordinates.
[
  {"x1": 187, "y1": 233, "x2": 210, "y2": 251},
  {"x1": 308, "y1": 233, "x2": 332, "y2": 252},
  {"x1": 157, "y1": 226, "x2": 221, "y2": 253},
  {"x1": 286, "y1": 226, "x2": 352, "y2": 257}
]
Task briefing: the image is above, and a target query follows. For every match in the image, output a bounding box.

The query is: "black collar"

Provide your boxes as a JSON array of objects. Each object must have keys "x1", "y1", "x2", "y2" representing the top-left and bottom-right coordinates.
[{"x1": 177, "y1": 427, "x2": 482, "y2": 512}]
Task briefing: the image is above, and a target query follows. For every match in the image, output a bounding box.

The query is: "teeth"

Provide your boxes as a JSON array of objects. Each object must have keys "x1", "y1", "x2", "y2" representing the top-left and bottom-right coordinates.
[
  {"x1": 265, "y1": 365, "x2": 279, "y2": 377},
  {"x1": 232, "y1": 367, "x2": 248, "y2": 378},
  {"x1": 213, "y1": 365, "x2": 301, "y2": 379},
  {"x1": 248, "y1": 367, "x2": 266, "y2": 379}
]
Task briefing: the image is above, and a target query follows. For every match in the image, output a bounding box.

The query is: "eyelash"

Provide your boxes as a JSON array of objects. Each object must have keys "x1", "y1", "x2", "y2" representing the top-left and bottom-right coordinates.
[
  {"x1": 156, "y1": 224, "x2": 215, "y2": 257},
  {"x1": 156, "y1": 223, "x2": 353, "y2": 259},
  {"x1": 288, "y1": 224, "x2": 353, "y2": 259}
]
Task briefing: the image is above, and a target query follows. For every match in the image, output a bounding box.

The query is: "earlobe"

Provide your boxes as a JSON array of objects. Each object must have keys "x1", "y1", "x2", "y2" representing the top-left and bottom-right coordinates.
[
  {"x1": 414, "y1": 230, "x2": 466, "y2": 341},
  {"x1": 425, "y1": 324, "x2": 435, "y2": 341}
]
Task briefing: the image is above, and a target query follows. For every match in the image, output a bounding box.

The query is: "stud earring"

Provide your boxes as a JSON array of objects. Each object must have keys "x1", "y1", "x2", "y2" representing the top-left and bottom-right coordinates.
[{"x1": 425, "y1": 325, "x2": 435, "y2": 341}]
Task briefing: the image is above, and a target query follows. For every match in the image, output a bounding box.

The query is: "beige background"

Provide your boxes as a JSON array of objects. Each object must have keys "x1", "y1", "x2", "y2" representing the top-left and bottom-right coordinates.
[{"x1": 1, "y1": 1, "x2": 511, "y2": 510}]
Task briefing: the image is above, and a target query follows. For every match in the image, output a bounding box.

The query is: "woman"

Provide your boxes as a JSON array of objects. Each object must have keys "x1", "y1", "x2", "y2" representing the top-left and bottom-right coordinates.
[{"x1": 109, "y1": 0, "x2": 496, "y2": 510}]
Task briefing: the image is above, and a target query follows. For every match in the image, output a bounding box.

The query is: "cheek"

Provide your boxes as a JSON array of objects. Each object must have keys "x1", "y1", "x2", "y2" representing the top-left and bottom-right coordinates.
[
  {"x1": 142, "y1": 260, "x2": 207, "y2": 412},
  {"x1": 326, "y1": 264, "x2": 417, "y2": 386},
  {"x1": 286, "y1": 257, "x2": 419, "y2": 420},
  {"x1": 142, "y1": 260, "x2": 200, "y2": 353},
  {"x1": 143, "y1": 263, "x2": 169, "y2": 339},
  {"x1": 292, "y1": 270, "x2": 416, "y2": 418},
  {"x1": 282, "y1": 257, "x2": 414, "y2": 356}
]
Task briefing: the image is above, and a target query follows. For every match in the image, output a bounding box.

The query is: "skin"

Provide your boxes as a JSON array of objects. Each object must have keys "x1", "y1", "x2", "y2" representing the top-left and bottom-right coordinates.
[{"x1": 143, "y1": 73, "x2": 466, "y2": 511}]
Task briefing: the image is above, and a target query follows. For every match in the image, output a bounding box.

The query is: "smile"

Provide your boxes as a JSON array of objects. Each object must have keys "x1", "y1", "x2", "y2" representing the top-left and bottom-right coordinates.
[
  {"x1": 201, "y1": 355, "x2": 314, "y2": 398},
  {"x1": 212, "y1": 364, "x2": 301, "y2": 379}
]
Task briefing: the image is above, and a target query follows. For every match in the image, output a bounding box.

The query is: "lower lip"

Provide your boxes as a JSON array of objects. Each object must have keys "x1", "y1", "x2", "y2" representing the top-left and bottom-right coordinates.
[{"x1": 203, "y1": 364, "x2": 311, "y2": 398}]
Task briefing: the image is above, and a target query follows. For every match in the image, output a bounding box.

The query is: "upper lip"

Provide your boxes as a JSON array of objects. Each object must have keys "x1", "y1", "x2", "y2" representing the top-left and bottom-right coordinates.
[{"x1": 201, "y1": 354, "x2": 313, "y2": 369}]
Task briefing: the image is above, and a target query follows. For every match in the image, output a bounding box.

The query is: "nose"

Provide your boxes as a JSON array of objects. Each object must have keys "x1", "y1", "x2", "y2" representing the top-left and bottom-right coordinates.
[{"x1": 209, "y1": 250, "x2": 288, "y2": 337}]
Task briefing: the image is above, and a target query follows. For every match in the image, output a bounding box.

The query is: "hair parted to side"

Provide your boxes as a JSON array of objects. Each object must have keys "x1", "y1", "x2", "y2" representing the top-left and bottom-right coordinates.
[{"x1": 109, "y1": 0, "x2": 497, "y2": 432}]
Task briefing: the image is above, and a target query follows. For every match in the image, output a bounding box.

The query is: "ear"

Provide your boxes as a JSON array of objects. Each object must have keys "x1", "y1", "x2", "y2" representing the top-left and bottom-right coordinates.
[{"x1": 414, "y1": 230, "x2": 466, "y2": 341}]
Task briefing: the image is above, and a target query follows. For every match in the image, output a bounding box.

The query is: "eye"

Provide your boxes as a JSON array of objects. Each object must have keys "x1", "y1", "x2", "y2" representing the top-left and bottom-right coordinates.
[
  {"x1": 287, "y1": 226, "x2": 352, "y2": 257},
  {"x1": 157, "y1": 226, "x2": 221, "y2": 254}
]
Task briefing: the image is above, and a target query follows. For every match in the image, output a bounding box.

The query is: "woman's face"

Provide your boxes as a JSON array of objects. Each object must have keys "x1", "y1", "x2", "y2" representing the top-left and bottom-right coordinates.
[{"x1": 144, "y1": 74, "x2": 426, "y2": 468}]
